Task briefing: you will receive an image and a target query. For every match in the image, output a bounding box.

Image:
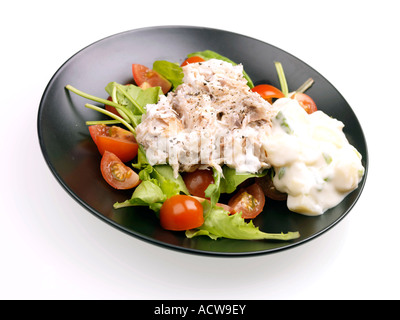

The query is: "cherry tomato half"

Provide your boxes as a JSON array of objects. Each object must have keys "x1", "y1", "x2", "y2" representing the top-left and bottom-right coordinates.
[
  {"x1": 89, "y1": 124, "x2": 138, "y2": 163},
  {"x1": 181, "y1": 56, "x2": 205, "y2": 67},
  {"x1": 228, "y1": 183, "x2": 266, "y2": 219},
  {"x1": 132, "y1": 64, "x2": 171, "y2": 94},
  {"x1": 160, "y1": 195, "x2": 204, "y2": 231},
  {"x1": 183, "y1": 169, "x2": 214, "y2": 198},
  {"x1": 292, "y1": 92, "x2": 318, "y2": 114},
  {"x1": 251, "y1": 84, "x2": 285, "y2": 103},
  {"x1": 100, "y1": 151, "x2": 140, "y2": 190}
]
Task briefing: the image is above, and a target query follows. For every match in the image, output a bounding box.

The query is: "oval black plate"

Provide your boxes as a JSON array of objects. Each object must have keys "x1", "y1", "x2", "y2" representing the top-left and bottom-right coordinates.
[{"x1": 37, "y1": 26, "x2": 368, "y2": 256}]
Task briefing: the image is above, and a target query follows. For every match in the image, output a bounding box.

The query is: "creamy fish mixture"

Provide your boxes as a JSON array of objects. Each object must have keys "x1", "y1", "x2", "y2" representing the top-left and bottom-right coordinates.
[
  {"x1": 136, "y1": 59, "x2": 276, "y2": 175},
  {"x1": 136, "y1": 59, "x2": 365, "y2": 216}
]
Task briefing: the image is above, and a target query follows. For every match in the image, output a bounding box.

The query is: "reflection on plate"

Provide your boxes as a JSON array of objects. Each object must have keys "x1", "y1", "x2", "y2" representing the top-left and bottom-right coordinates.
[{"x1": 37, "y1": 26, "x2": 368, "y2": 256}]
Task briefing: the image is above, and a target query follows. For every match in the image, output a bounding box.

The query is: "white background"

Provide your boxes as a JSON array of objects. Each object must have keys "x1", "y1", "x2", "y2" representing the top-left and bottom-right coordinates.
[{"x1": 2, "y1": 0, "x2": 399, "y2": 300}]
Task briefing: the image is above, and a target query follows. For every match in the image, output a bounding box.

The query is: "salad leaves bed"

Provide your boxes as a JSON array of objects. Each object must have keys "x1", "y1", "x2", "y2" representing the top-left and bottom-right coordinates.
[{"x1": 65, "y1": 50, "x2": 300, "y2": 242}]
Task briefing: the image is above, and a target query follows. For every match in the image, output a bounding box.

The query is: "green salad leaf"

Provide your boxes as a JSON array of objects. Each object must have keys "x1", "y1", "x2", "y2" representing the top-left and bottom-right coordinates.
[
  {"x1": 114, "y1": 164, "x2": 189, "y2": 212},
  {"x1": 66, "y1": 82, "x2": 161, "y2": 133},
  {"x1": 114, "y1": 180, "x2": 166, "y2": 212},
  {"x1": 132, "y1": 145, "x2": 150, "y2": 170},
  {"x1": 150, "y1": 165, "x2": 190, "y2": 198},
  {"x1": 220, "y1": 166, "x2": 267, "y2": 194},
  {"x1": 204, "y1": 168, "x2": 222, "y2": 209},
  {"x1": 204, "y1": 166, "x2": 268, "y2": 209},
  {"x1": 152, "y1": 60, "x2": 184, "y2": 90},
  {"x1": 104, "y1": 82, "x2": 162, "y2": 127},
  {"x1": 186, "y1": 201, "x2": 300, "y2": 241}
]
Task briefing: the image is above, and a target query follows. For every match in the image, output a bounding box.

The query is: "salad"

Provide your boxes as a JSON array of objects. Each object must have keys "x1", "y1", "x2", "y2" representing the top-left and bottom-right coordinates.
[{"x1": 65, "y1": 50, "x2": 364, "y2": 241}]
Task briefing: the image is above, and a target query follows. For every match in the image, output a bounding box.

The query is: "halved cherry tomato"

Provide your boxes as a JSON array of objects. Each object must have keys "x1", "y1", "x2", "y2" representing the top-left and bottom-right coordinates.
[
  {"x1": 181, "y1": 56, "x2": 205, "y2": 67},
  {"x1": 159, "y1": 195, "x2": 204, "y2": 231},
  {"x1": 88, "y1": 124, "x2": 138, "y2": 163},
  {"x1": 251, "y1": 84, "x2": 285, "y2": 103},
  {"x1": 132, "y1": 64, "x2": 171, "y2": 94},
  {"x1": 100, "y1": 151, "x2": 140, "y2": 190},
  {"x1": 292, "y1": 92, "x2": 318, "y2": 114},
  {"x1": 183, "y1": 169, "x2": 214, "y2": 198},
  {"x1": 228, "y1": 183, "x2": 266, "y2": 219}
]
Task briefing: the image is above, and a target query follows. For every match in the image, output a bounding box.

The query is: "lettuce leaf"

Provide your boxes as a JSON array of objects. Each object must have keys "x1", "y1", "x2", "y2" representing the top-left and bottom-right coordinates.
[
  {"x1": 220, "y1": 166, "x2": 268, "y2": 194},
  {"x1": 113, "y1": 164, "x2": 189, "y2": 212},
  {"x1": 105, "y1": 82, "x2": 162, "y2": 115},
  {"x1": 131, "y1": 145, "x2": 149, "y2": 170},
  {"x1": 150, "y1": 165, "x2": 189, "y2": 198},
  {"x1": 113, "y1": 180, "x2": 166, "y2": 212},
  {"x1": 204, "y1": 168, "x2": 222, "y2": 209},
  {"x1": 186, "y1": 201, "x2": 300, "y2": 241},
  {"x1": 204, "y1": 166, "x2": 268, "y2": 211},
  {"x1": 187, "y1": 50, "x2": 254, "y2": 88},
  {"x1": 152, "y1": 60, "x2": 184, "y2": 90}
]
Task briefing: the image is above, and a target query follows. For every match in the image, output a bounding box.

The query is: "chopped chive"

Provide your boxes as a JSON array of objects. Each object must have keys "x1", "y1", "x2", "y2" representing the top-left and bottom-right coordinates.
[
  {"x1": 323, "y1": 152, "x2": 333, "y2": 164},
  {"x1": 278, "y1": 167, "x2": 286, "y2": 180},
  {"x1": 276, "y1": 111, "x2": 293, "y2": 134}
]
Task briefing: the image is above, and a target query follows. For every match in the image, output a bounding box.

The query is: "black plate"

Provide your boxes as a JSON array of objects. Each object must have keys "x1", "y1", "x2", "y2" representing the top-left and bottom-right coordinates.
[{"x1": 37, "y1": 26, "x2": 368, "y2": 256}]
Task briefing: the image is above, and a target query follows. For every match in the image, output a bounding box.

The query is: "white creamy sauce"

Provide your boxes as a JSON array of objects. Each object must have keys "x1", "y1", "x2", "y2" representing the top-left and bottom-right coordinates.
[
  {"x1": 264, "y1": 98, "x2": 365, "y2": 215},
  {"x1": 136, "y1": 59, "x2": 365, "y2": 216}
]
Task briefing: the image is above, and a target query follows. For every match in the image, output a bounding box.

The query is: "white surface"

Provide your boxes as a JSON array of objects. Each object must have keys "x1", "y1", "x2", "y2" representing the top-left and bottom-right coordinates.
[{"x1": 2, "y1": 0, "x2": 399, "y2": 300}]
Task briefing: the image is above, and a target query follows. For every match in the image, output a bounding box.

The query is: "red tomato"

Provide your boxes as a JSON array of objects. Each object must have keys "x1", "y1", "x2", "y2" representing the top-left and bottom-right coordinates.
[
  {"x1": 105, "y1": 96, "x2": 120, "y2": 116},
  {"x1": 251, "y1": 84, "x2": 285, "y2": 103},
  {"x1": 100, "y1": 151, "x2": 140, "y2": 190},
  {"x1": 160, "y1": 195, "x2": 204, "y2": 231},
  {"x1": 181, "y1": 56, "x2": 205, "y2": 67},
  {"x1": 88, "y1": 124, "x2": 138, "y2": 163},
  {"x1": 183, "y1": 169, "x2": 214, "y2": 198},
  {"x1": 132, "y1": 64, "x2": 172, "y2": 94},
  {"x1": 292, "y1": 92, "x2": 318, "y2": 114},
  {"x1": 228, "y1": 183, "x2": 266, "y2": 219}
]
